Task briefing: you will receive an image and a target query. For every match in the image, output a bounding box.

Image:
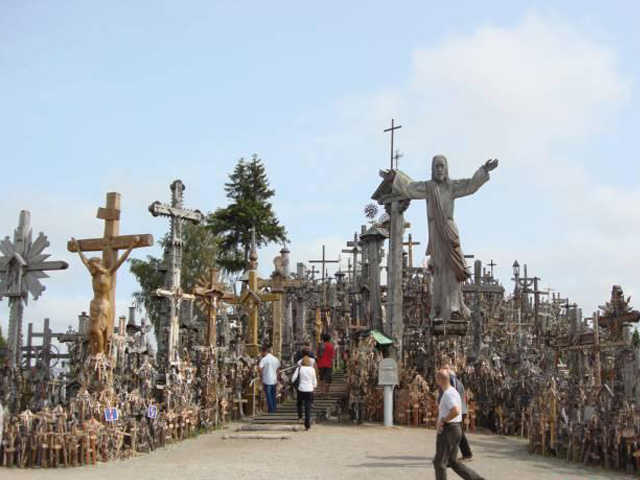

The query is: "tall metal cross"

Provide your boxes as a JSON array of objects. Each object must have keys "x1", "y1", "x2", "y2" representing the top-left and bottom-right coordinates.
[
  {"x1": 149, "y1": 180, "x2": 204, "y2": 365},
  {"x1": 0, "y1": 211, "x2": 69, "y2": 367},
  {"x1": 383, "y1": 118, "x2": 402, "y2": 169}
]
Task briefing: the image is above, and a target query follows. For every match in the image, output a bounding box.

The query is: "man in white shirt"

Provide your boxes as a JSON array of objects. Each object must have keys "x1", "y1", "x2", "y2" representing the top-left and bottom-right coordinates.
[
  {"x1": 258, "y1": 345, "x2": 280, "y2": 413},
  {"x1": 433, "y1": 368, "x2": 485, "y2": 480}
]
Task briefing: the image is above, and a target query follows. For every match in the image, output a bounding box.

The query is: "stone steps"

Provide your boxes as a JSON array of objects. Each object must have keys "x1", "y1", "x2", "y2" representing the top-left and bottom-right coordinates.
[{"x1": 248, "y1": 371, "x2": 347, "y2": 425}]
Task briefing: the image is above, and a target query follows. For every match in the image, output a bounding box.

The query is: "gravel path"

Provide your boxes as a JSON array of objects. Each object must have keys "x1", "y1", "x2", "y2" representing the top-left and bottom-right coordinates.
[{"x1": 2, "y1": 424, "x2": 634, "y2": 480}]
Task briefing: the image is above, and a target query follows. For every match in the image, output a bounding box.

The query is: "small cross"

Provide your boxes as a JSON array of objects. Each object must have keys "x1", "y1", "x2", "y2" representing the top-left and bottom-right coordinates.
[
  {"x1": 393, "y1": 149, "x2": 403, "y2": 170},
  {"x1": 383, "y1": 118, "x2": 402, "y2": 170},
  {"x1": 488, "y1": 259, "x2": 497, "y2": 278}
]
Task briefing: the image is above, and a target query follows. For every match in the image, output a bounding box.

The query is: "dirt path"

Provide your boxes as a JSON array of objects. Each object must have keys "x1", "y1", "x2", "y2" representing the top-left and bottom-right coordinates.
[{"x1": 1, "y1": 424, "x2": 634, "y2": 480}]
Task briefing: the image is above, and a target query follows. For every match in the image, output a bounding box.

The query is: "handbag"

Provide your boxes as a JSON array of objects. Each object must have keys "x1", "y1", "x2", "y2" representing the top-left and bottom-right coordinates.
[{"x1": 291, "y1": 366, "x2": 301, "y2": 389}]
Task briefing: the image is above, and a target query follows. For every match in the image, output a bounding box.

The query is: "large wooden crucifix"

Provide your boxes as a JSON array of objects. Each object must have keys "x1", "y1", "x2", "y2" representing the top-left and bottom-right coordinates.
[
  {"x1": 228, "y1": 229, "x2": 280, "y2": 358},
  {"x1": 68, "y1": 193, "x2": 153, "y2": 355},
  {"x1": 257, "y1": 255, "x2": 304, "y2": 358},
  {"x1": 149, "y1": 180, "x2": 203, "y2": 365},
  {"x1": 194, "y1": 268, "x2": 234, "y2": 349},
  {"x1": 0, "y1": 211, "x2": 69, "y2": 367}
]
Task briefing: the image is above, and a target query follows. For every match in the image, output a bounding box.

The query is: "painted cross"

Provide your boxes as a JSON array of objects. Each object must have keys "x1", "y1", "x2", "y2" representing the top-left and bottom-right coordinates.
[
  {"x1": 149, "y1": 180, "x2": 204, "y2": 365},
  {"x1": 194, "y1": 267, "x2": 234, "y2": 348},
  {"x1": 67, "y1": 193, "x2": 153, "y2": 353},
  {"x1": 0, "y1": 211, "x2": 69, "y2": 367}
]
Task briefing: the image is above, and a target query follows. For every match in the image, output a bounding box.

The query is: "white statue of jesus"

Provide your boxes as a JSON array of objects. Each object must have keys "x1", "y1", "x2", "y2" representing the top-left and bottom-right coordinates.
[{"x1": 389, "y1": 155, "x2": 498, "y2": 322}]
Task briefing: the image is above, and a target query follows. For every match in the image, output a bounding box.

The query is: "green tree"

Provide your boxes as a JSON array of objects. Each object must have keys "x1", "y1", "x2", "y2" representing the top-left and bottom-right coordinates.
[
  {"x1": 208, "y1": 154, "x2": 288, "y2": 274},
  {"x1": 633, "y1": 329, "x2": 640, "y2": 348},
  {"x1": 129, "y1": 221, "x2": 221, "y2": 339}
]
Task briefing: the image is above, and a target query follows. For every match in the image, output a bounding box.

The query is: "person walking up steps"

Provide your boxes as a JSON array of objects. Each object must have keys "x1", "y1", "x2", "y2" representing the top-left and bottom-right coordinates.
[
  {"x1": 316, "y1": 333, "x2": 335, "y2": 395},
  {"x1": 292, "y1": 355, "x2": 317, "y2": 430},
  {"x1": 433, "y1": 368, "x2": 485, "y2": 480},
  {"x1": 258, "y1": 345, "x2": 280, "y2": 414}
]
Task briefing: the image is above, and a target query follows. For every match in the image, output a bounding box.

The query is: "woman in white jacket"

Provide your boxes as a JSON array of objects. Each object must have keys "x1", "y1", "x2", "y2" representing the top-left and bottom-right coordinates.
[{"x1": 292, "y1": 355, "x2": 317, "y2": 430}]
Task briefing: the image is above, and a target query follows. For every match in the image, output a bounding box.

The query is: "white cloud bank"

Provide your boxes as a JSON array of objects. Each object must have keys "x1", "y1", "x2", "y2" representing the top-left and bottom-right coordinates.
[{"x1": 302, "y1": 14, "x2": 635, "y2": 315}]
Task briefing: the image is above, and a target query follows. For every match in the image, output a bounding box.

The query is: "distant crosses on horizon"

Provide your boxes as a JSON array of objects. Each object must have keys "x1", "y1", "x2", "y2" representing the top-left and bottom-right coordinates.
[{"x1": 383, "y1": 118, "x2": 402, "y2": 170}]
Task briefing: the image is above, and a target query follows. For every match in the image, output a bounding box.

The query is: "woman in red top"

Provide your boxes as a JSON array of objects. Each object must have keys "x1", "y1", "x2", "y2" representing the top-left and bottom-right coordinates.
[{"x1": 316, "y1": 333, "x2": 335, "y2": 395}]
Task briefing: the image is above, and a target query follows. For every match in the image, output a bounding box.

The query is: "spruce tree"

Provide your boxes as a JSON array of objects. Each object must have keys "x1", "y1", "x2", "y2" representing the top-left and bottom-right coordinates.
[{"x1": 208, "y1": 154, "x2": 288, "y2": 273}]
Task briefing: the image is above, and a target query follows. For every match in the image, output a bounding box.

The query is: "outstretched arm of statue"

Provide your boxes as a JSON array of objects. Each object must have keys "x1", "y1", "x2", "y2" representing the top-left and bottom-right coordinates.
[
  {"x1": 483, "y1": 159, "x2": 499, "y2": 172},
  {"x1": 71, "y1": 238, "x2": 91, "y2": 270},
  {"x1": 452, "y1": 160, "x2": 497, "y2": 199},
  {"x1": 110, "y1": 236, "x2": 141, "y2": 273}
]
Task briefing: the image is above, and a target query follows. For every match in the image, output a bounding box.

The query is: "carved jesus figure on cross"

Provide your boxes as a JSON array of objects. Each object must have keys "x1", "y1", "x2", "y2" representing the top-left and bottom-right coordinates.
[{"x1": 71, "y1": 236, "x2": 142, "y2": 355}]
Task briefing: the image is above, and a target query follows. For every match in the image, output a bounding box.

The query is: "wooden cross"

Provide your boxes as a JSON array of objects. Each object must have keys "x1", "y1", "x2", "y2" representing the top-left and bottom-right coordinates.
[
  {"x1": 487, "y1": 259, "x2": 497, "y2": 278},
  {"x1": 309, "y1": 245, "x2": 340, "y2": 284},
  {"x1": 402, "y1": 233, "x2": 421, "y2": 269},
  {"x1": 227, "y1": 231, "x2": 279, "y2": 357},
  {"x1": 257, "y1": 265, "x2": 304, "y2": 358},
  {"x1": 68, "y1": 193, "x2": 153, "y2": 346},
  {"x1": 310, "y1": 245, "x2": 340, "y2": 308},
  {"x1": 342, "y1": 232, "x2": 361, "y2": 282},
  {"x1": 309, "y1": 265, "x2": 318, "y2": 280},
  {"x1": 194, "y1": 268, "x2": 234, "y2": 348},
  {"x1": 383, "y1": 118, "x2": 402, "y2": 170}
]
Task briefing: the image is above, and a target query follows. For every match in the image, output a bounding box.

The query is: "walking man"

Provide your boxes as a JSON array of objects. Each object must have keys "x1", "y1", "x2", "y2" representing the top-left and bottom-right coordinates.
[
  {"x1": 316, "y1": 333, "x2": 335, "y2": 395},
  {"x1": 258, "y1": 345, "x2": 280, "y2": 413},
  {"x1": 445, "y1": 364, "x2": 473, "y2": 460},
  {"x1": 433, "y1": 368, "x2": 485, "y2": 480}
]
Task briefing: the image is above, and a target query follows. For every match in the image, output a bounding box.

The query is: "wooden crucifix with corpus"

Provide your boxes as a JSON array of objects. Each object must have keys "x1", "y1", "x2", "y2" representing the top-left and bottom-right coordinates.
[
  {"x1": 194, "y1": 268, "x2": 234, "y2": 349},
  {"x1": 68, "y1": 192, "x2": 153, "y2": 355}
]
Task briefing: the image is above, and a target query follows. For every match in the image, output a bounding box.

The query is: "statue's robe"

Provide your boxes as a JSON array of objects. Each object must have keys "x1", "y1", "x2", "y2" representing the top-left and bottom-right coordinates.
[{"x1": 392, "y1": 168, "x2": 489, "y2": 321}]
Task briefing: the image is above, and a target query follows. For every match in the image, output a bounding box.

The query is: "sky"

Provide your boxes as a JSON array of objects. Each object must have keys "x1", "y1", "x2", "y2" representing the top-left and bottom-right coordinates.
[{"x1": 1, "y1": 1, "x2": 639, "y2": 338}]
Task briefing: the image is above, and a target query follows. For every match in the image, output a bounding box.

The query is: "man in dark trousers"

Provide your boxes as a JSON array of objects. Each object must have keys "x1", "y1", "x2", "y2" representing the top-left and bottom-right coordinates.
[
  {"x1": 433, "y1": 368, "x2": 485, "y2": 480},
  {"x1": 445, "y1": 364, "x2": 473, "y2": 460}
]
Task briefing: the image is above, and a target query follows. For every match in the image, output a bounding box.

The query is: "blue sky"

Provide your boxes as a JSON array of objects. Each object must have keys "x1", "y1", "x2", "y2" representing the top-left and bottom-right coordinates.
[{"x1": 1, "y1": 1, "x2": 639, "y2": 336}]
